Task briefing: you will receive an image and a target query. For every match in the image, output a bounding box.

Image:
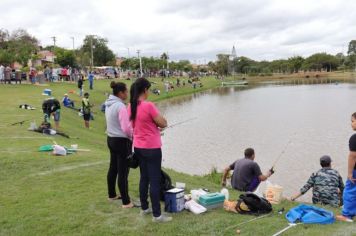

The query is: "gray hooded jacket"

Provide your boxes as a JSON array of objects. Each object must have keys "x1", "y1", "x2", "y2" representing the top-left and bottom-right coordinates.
[{"x1": 105, "y1": 95, "x2": 130, "y2": 138}]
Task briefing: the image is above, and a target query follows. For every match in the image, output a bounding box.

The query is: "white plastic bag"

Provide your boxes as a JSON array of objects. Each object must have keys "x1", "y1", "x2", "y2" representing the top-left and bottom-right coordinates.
[
  {"x1": 184, "y1": 200, "x2": 207, "y2": 214},
  {"x1": 53, "y1": 145, "x2": 67, "y2": 156}
]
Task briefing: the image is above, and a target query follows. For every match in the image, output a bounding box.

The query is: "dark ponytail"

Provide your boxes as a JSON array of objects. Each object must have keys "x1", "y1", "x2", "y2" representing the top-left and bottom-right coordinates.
[
  {"x1": 130, "y1": 78, "x2": 151, "y2": 121},
  {"x1": 110, "y1": 81, "x2": 127, "y2": 95}
]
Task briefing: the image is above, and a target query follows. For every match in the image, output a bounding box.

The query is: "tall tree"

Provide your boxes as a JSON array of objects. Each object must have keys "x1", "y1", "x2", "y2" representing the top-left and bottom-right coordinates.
[
  {"x1": 347, "y1": 40, "x2": 356, "y2": 55},
  {"x1": 215, "y1": 54, "x2": 230, "y2": 75},
  {"x1": 80, "y1": 35, "x2": 115, "y2": 66},
  {"x1": 54, "y1": 47, "x2": 77, "y2": 67},
  {"x1": 0, "y1": 28, "x2": 39, "y2": 66}
]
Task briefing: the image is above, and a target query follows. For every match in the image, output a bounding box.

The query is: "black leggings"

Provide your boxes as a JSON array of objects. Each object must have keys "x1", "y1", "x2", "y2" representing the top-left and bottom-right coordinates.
[
  {"x1": 107, "y1": 137, "x2": 131, "y2": 205},
  {"x1": 135, "y1": 148, "x2": 162, "y2": 217}
]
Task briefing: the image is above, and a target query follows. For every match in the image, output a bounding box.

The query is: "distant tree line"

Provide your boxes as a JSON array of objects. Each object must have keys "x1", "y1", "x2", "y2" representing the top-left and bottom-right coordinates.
[
  {"x1": 1, "y1": 28, "x2": 356, "y2": 76},
  {"x1": 210, "y1": 40, "x2": 356, "y2": 76}
]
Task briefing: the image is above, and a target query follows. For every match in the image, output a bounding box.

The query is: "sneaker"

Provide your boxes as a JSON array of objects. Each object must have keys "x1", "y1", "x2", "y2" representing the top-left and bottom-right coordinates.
[
  {"x1": 336, "y1": 215, "x2": 354, "y2": 222},
  {"x1": 140, "y1": 208, "x2": 152, "y2": 216},
  {"x1": 152, "y1": 215, "x2": 172, "y2": 223}
]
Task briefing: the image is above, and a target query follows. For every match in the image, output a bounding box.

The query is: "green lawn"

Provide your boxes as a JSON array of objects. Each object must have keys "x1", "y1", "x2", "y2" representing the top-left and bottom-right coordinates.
[{"x1": 0, "y1": 78, "x2": 354, "y2": 236}]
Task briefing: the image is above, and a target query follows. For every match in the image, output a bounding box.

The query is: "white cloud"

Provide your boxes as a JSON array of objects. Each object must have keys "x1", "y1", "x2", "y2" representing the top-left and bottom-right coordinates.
[{"x1": 1, "y1": 0, "x2": 356, "y2": 61}]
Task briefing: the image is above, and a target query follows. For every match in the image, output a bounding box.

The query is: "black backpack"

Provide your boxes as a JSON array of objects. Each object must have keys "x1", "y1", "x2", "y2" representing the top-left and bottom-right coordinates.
[
  {"x1": 236, "y1": 193, "x2": 272, "y2": 215},
  {"x1": 160, "y1": 170, "x2": 174, "y2": 201}
]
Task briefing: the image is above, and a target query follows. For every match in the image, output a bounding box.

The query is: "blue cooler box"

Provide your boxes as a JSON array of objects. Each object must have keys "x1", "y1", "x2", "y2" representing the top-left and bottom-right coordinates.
[
  {"x1": 165, "y1": 188, "x2": 185, "y2": 213},
  {"x1": 198, "y1": 193, "x2": 225, "y2": 209}
]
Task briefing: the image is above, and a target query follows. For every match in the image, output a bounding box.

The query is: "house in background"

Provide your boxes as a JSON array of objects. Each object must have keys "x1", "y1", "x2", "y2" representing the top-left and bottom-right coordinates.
[{"x1": 30, "y1": 50, "x2": 56, "y2": 67}]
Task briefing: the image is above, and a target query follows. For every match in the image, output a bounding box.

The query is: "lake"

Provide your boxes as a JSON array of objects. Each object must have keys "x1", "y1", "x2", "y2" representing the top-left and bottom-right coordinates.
[{"x1": 159, "y1": 83, "x2": 356, "y2": 201}]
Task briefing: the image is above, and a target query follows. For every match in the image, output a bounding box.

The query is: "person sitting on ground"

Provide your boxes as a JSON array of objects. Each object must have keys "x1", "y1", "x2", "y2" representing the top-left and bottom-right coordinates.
[
  {"x1": 290, "y1": 155, "x2": 344, "y2": 207},
  {"x1": 221, "y1": 148, "x2": 274, "y2": 192},
  {"x1": 62, "y1": 94, "x2": 75, "y2": 108}
]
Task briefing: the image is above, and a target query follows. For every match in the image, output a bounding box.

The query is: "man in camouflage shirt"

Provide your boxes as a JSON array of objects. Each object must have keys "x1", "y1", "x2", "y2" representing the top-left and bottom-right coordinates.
[{"x1": 291, "y1": 155, "x2": 344, "y2": 207}]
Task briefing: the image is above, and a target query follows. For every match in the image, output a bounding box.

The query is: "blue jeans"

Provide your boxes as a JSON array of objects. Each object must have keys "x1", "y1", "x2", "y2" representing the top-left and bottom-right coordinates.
[
  {"x1": 89, "y1": 80, "x2": 93, "y2": 90},
  {"x1": 135, "y1": 148, "x2": 162, "y2": 217},
  {"x1": 342, "y1": 170, "x2": 356, "y2": 218}
]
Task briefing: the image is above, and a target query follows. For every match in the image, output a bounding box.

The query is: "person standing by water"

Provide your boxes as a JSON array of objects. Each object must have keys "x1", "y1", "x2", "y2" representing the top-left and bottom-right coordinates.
[
  {"x1": 82, "y1": 92, "x2": 92, "y2": 128},
  {"x1": 128, "y1": 78, "x2": 172, "y2": 223},
  {"x1": 337, "y1": 112, "x2": 356, "y2": 222},
  {"x1": 105, "y1": 81, "x2": 134, "y2": 208}
]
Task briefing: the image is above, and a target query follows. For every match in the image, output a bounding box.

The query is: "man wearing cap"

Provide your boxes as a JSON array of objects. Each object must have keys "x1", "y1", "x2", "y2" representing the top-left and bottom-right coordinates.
[{"x1": 291, "y1": 155, "x2": 344, "y2": 207}]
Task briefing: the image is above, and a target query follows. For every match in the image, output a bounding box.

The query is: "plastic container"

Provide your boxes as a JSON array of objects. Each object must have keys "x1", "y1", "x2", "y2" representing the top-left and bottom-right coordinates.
[
  {"x1": 184, "y1": 200, "x2": 207, "y2": 214},
  {"x1": 220, "y1": 188, "x2": 229, "y2": 201},
  {"x1": 265, "y1": 184, "x2": 283, "y2": 204},
  {"x1": 42, "y1": 89, "x2": 52, "y2": 96},
  {"x1": 198, "y1": 192, "x2": 225, "y2": 209},
  {"x1": 165, "y1": 188, "x2": 185, "y2": 213},
  {"x1": 191, "y1": 189, "x2": 208, "y2": 202}
]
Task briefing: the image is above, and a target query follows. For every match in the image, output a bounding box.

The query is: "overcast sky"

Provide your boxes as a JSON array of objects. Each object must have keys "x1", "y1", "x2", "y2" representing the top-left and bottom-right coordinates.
[{"x1": 1, "y1": 0, "x2": 356, "y2": 62}]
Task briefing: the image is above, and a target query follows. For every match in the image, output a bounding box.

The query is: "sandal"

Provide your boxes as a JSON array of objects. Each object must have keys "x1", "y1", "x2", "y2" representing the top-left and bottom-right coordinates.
[{"x1": 108, "y1": 195, "x2": 122, "y2": 201}]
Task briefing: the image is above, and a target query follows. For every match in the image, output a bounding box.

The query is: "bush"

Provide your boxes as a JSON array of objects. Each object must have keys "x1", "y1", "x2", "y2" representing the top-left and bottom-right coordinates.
[{"x1": 203, "y1": 167, "x2": 222, "y2": 185}]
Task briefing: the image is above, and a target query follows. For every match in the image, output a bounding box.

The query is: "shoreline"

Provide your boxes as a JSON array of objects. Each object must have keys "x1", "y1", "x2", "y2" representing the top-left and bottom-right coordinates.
[{"x1": 0, "y1": 74, "x2": 351, "y2": 236}]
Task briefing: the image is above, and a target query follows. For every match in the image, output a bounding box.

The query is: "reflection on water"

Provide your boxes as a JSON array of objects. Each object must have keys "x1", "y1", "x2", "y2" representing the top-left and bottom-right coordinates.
[{"x1": 158, "y1": 84, "x2": 356, "y2": 202}]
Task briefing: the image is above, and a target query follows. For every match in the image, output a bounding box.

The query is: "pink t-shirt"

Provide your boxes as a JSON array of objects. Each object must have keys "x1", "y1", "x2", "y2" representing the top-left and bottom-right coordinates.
[{"x1": 128, "y1": 101, "x2": 161, "y2": 149}]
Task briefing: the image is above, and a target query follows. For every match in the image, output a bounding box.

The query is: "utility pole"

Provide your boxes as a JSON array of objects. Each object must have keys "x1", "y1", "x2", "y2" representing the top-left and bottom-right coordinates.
[
  {"x1": 51, "y1": 36, "x2": 56, "y2": 50},
  {"x1": 127, "y1": 47, "x2": 130, "y2": 58},
  {"x1": 166, "y1": 51, "x2": 169, "y2": 70},
  {"x1": 90, "y1": 36, "x2": 94, "y2": 70},
  {"x1": 137, "y1": 50, "x2": 143, "y2": 77},
  {"x1": 70, "y1": 37, "x2": 75, "y2": 50}
]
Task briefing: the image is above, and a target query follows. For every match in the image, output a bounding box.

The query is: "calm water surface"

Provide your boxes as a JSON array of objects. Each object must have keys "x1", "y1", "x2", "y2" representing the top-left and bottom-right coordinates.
[{"x1": 158, "y1": 84, "x2": 356, "y2": 201}]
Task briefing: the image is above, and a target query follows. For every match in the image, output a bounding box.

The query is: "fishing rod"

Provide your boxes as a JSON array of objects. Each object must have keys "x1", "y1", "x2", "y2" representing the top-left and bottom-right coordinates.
[
  {"x1": 224, "y1": 213, "x2": 272, "y2": 232},
  {"x1": 10, "y1": 119, "x2": 31, "y2": 126},
  {"x1": 160, "y1": 117, "x2": 197, "y2": 136},
  {"x1": 271, "y1": 132, "x2": 297, "y2": 169},
  {"x1": 166, "y1": 117, "x2": 197, "y2": 129},
  {"x1": 272, "y1": 223, "x2": 301, "y2": 236}
]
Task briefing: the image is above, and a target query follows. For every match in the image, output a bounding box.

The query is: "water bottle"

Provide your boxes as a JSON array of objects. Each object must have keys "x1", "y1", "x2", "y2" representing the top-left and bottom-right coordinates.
[{"x1": 221, "y1": 188, "x2": 229, "y2": 200}]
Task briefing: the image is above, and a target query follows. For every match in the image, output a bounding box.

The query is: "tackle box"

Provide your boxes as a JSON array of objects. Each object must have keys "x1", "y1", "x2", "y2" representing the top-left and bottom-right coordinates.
[{"x1": 198, "y1": 192, "x2": 225, "y2": 209}]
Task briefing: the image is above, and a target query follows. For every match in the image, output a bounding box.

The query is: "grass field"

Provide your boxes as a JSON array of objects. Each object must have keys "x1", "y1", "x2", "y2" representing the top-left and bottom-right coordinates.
[{"x1": 0, "y1": 76, "x2": 355, "y2": 236}]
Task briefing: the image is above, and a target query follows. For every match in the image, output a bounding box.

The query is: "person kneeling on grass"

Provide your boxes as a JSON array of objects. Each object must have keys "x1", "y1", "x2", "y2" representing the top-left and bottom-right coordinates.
[
  {"x1": 290, "y1": 155, "x2": 344, "y2": 207},
  {"x1": 221, "y1": 148, "x2": 274, "y2": 192}
]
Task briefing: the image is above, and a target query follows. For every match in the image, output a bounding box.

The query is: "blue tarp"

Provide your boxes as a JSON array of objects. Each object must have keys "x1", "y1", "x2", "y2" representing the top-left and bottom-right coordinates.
[{"x1": 286, "y1": 204, "x2": 335, "y2": 224}]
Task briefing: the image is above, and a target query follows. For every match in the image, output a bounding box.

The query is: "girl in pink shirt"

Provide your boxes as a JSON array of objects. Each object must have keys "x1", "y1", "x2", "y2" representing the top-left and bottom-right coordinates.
[{"x1": 128, "y1": 78, "x2": 172, "y2": 222}]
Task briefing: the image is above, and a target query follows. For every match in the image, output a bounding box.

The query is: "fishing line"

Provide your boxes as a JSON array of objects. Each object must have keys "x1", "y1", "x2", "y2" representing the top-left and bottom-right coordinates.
[
  {"x1": 272, "y1": 132, "x2": 297, "y2": 169},
  {"x1": 166, "y1": 117, "x2": 197, "y2": 129}
]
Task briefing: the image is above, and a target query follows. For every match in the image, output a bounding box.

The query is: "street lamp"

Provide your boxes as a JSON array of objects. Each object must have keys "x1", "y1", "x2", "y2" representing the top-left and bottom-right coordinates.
[
  {"x1": 89, "y1": 35, "x2": 97, "y2": 70},
  {"x1": 70, "y1": 37, "x2": 75, "y2": 50},
  {"x1": 137, "y1": 50, "x2": 143, "y2": 77},
  {"x1": 127, "y1": 47, "x2": 130, "y2": 58}
]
